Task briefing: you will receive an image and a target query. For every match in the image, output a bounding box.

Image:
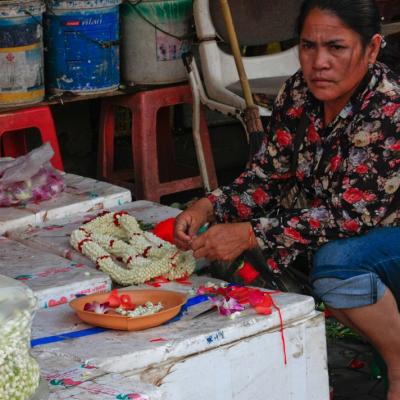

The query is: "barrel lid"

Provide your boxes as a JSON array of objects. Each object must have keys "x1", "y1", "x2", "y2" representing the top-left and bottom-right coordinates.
[
  {"x1": 46, "y1": 0, "x2": 121, "y2": 10},
  {"x1": 0, "y1": 0, "x2": 45, "y2": 16}
]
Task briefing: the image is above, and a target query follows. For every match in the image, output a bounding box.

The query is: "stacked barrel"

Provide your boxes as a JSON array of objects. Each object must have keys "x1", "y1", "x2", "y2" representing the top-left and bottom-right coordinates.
[
  {"x1": 0, "y1": 0, "x2": 193, "y2": 107},
  {"x1": 0, "y1": 0, "x2": 45, "y2": 106}
]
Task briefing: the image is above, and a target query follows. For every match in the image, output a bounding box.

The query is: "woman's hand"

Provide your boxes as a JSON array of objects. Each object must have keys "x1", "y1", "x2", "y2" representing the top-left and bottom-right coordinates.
[
  {"x1": 174, "y1": 198, "x2": 214, "y2": 250},
  {"x1": 190, "y1": 222, "x2": 256, "y2": 262}
]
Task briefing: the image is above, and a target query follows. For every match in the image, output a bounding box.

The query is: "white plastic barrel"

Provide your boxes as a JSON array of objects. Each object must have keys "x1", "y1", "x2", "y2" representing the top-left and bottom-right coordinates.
[
  {"x1": 0, "y1": 0, "x2": 45, "y2": 106},
  {"x1": 120, "y1": 0, "x2": 193, "y2": 85}
]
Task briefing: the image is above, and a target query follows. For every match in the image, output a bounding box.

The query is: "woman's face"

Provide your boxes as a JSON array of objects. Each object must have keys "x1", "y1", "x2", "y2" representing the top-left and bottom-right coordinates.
[{"x1": 299, "y1": 8, "x2": 380, "y2": 109}]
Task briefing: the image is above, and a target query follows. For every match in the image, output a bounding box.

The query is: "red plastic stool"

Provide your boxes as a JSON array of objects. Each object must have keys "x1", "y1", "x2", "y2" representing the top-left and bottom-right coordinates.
[
  {"x1": 98, "y1": 84, "x2": 218, "y2": 202},
  {"x1": 0, "y1": 106, "x2": 64, "y2": 170}
]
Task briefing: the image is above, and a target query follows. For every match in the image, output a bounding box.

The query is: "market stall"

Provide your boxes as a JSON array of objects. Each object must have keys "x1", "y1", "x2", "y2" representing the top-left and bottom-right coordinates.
[{"x1": 0, "y1": 183, "x2": 330, "y2": 399}]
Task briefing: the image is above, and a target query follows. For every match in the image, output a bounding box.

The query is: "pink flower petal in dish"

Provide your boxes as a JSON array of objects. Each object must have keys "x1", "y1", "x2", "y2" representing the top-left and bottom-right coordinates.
[{"x1": 83, "y1": 301, "x2": 111, "y2": 314}]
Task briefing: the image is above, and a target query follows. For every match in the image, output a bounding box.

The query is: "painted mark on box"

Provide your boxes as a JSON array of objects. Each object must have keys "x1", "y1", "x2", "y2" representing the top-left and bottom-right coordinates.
[
  {"x1": 41, "y1": 282, "x2": 109, "y2": 308},
  {"x1": 206, "y1": 330, "x2": 225, "y2": 345},
  {"x1": 14, "y1": 263, "x2": 89, "y2": 281},
  {"x1": 49, "y1": 376, "x2": 150, "y2": 399}
]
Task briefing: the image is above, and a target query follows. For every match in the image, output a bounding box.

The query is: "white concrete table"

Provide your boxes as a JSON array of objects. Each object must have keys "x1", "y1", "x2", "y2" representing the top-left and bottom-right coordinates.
[
  {"x1": 0, "y1": 236, "x2": 111, "y2": 308},
  {"x1": 0, "y1": 173, "x2": 131, "y2": 235},
  {"x1": 2, "y1": 195, "x2": 329, "y2": 399},
  {"x1": 32, "y1": 277, "x2": 330, "y2": 400}
]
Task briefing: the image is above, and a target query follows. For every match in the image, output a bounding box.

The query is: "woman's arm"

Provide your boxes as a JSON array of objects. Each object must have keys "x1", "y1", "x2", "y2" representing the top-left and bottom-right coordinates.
[{"x1": 208, "y1": 74, "x2": 306, "y2": 223}]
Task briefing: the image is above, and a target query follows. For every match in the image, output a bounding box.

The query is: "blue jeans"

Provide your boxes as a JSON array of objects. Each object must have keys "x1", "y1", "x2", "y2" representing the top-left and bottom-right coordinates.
[{"x1": 310, "y1": 227, "x2": 400, "y2": 309}]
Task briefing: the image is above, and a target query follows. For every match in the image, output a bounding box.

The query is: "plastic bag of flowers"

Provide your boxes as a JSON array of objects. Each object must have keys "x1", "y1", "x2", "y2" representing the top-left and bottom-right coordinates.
[
  {"x1": 0, "y1": 274, "x2": 40, "y2": 399},
  {"x1": 0, "y1": 143, "x2": 65, "y2": 207}
]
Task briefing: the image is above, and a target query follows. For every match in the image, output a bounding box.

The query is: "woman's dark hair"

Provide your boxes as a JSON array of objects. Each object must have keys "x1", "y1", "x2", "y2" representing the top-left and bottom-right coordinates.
[{"x1": 296, "y1": 0, "x2": 381, "y2": 47}]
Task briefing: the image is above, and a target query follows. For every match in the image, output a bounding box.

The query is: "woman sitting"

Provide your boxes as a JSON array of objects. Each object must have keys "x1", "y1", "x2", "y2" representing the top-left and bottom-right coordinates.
[{"x1": 174, "y1": 0, "x2": 400, "y2": 398}]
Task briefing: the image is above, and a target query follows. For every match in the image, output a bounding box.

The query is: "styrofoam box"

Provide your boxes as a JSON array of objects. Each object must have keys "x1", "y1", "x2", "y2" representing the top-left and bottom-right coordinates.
[
  {"x1": 32, "y1": 277, "x2": 330, "y2": 400},
  {"x1": 8, "y1": 201, "x2": 181, "y2": 269},
  {"x1": 0, "y1": 173, "x2": 131, "y2": 235},
  {"x1": 0, "y1": 236, "x2": 111, "y2": 308},
  {"x1": 36, "y1": 353, "x2": 161, "y2": 400}
]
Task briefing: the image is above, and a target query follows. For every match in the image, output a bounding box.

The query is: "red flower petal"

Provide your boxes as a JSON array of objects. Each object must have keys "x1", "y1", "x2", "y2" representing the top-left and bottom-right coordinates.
[
  {"x1": 237, "y1": 262, "x2": 260, "y2": 284},
  {"x1": 120, "y1": 294, "x2": 135, "y2": 310},
  {"x1": 248, "y1": 289, "x2": 265, "y2": 306},
  {"x1": 254, "y1": 305, "x2": 272, "y2": 315},
  {"x1": 261, "y1": 294, "x2": 273, "y2": 308},
  {"x1": 152, "y1": 218, "x2": 176, "y2": 244},
  {"x1": 107, "y1": 289, "x2": 121, "y2": 308}
]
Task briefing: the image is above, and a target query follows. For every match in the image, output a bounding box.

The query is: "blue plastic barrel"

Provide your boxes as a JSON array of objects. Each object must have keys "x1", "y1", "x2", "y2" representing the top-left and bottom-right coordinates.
[
  {"x1": 0, "y1": 0, "x2": 45, "y2": 106},
  {"x1": 44, "y1": 0, "x2": 121, "y2": 94}
]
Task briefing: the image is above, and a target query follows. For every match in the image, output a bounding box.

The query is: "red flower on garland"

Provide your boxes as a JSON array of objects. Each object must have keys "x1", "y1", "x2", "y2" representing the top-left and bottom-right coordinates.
[
  {"x1": 196, "y1": 284, "x2": 287, "y2": 364},
  {"x1": 113, "y1": 211, "x2": 128, "y2": 226},
  {"x1": 153, "y1": 217, "x2": 175, "y2": 244}
]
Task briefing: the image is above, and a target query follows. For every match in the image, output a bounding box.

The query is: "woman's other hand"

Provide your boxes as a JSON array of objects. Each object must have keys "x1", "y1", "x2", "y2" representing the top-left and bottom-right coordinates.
[
  {"x1": 174, "y1": 198, "x2": 214, "y2": 250},
  {"x1": 190, "y1": 222, "x2": 256, "y2": 262}
]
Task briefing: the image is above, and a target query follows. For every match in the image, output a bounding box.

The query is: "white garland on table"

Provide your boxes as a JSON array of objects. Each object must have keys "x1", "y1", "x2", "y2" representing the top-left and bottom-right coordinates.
[
  {"x1": 70, "y1": 212, "x2": 196, "y2": 285},
  {"x1": 115, "y1": 301, "x2": 163, "y2": 317}
]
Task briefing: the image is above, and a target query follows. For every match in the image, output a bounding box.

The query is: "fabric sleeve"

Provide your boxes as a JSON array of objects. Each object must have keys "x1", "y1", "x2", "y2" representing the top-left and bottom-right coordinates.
[
  {"x1": 207, "y1": 75, "x2": 305, "y2": 223},
  {"x1": 251, "y1": 113, "x2": 400, "y2": 257}
]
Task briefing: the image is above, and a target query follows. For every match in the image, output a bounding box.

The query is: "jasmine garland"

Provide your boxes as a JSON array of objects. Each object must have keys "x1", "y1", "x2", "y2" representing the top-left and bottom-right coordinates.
[{"x1": 70, "y1": 212, "x2": 196, "y2": 285}]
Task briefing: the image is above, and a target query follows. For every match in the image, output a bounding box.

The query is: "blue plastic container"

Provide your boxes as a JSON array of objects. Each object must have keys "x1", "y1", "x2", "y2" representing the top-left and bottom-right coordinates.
[
  {"x1": 44, "y1": 0, "x2": 121, "y2": 94},
  {"x1": 0, "y1": 0, "x2": 45, "y2": 106}
]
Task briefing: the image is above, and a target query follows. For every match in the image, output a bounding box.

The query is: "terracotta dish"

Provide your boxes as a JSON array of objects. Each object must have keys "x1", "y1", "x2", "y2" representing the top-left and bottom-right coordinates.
[{"x1": 69, "y1": 289, "x2": 187, "y2": 331}]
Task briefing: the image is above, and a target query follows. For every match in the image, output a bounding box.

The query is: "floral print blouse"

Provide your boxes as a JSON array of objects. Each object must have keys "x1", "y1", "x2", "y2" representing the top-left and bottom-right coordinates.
[{"x1": 208, "y1": 62, "x2": 400, "y2": 274}]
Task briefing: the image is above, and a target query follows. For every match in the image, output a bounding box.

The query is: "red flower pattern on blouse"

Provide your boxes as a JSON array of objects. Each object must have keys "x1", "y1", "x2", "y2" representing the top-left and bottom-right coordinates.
[
  {"x1": 276, "y1": 129, "x2": 292, "y2": 147},
  {"x1": 330, "y1": 155, "x2": 342, "y2": 172},
  {"x1": 252, "y1": 188, "x2": 269, "y2": 205},
  {"x1": 356, "y1": 164, "x2": 369, "y2": 174},
  {"x1": 343, "y1": 188, "x2": 364, "y2": 204},
  {"x1": 208, "y1": 62, "x2": 399, "y2": 273}
]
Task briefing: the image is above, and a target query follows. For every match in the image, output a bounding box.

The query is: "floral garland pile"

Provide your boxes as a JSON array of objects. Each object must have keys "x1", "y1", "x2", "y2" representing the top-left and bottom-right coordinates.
[{"x1": 70, "y1": 211, "x2": 196, "y2": 285}]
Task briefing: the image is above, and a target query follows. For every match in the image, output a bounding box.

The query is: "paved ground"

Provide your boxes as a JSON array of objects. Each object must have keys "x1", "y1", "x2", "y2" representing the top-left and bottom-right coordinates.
[{"x1": 327, "y1": 334, "x2": 386, "y2": 399}]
